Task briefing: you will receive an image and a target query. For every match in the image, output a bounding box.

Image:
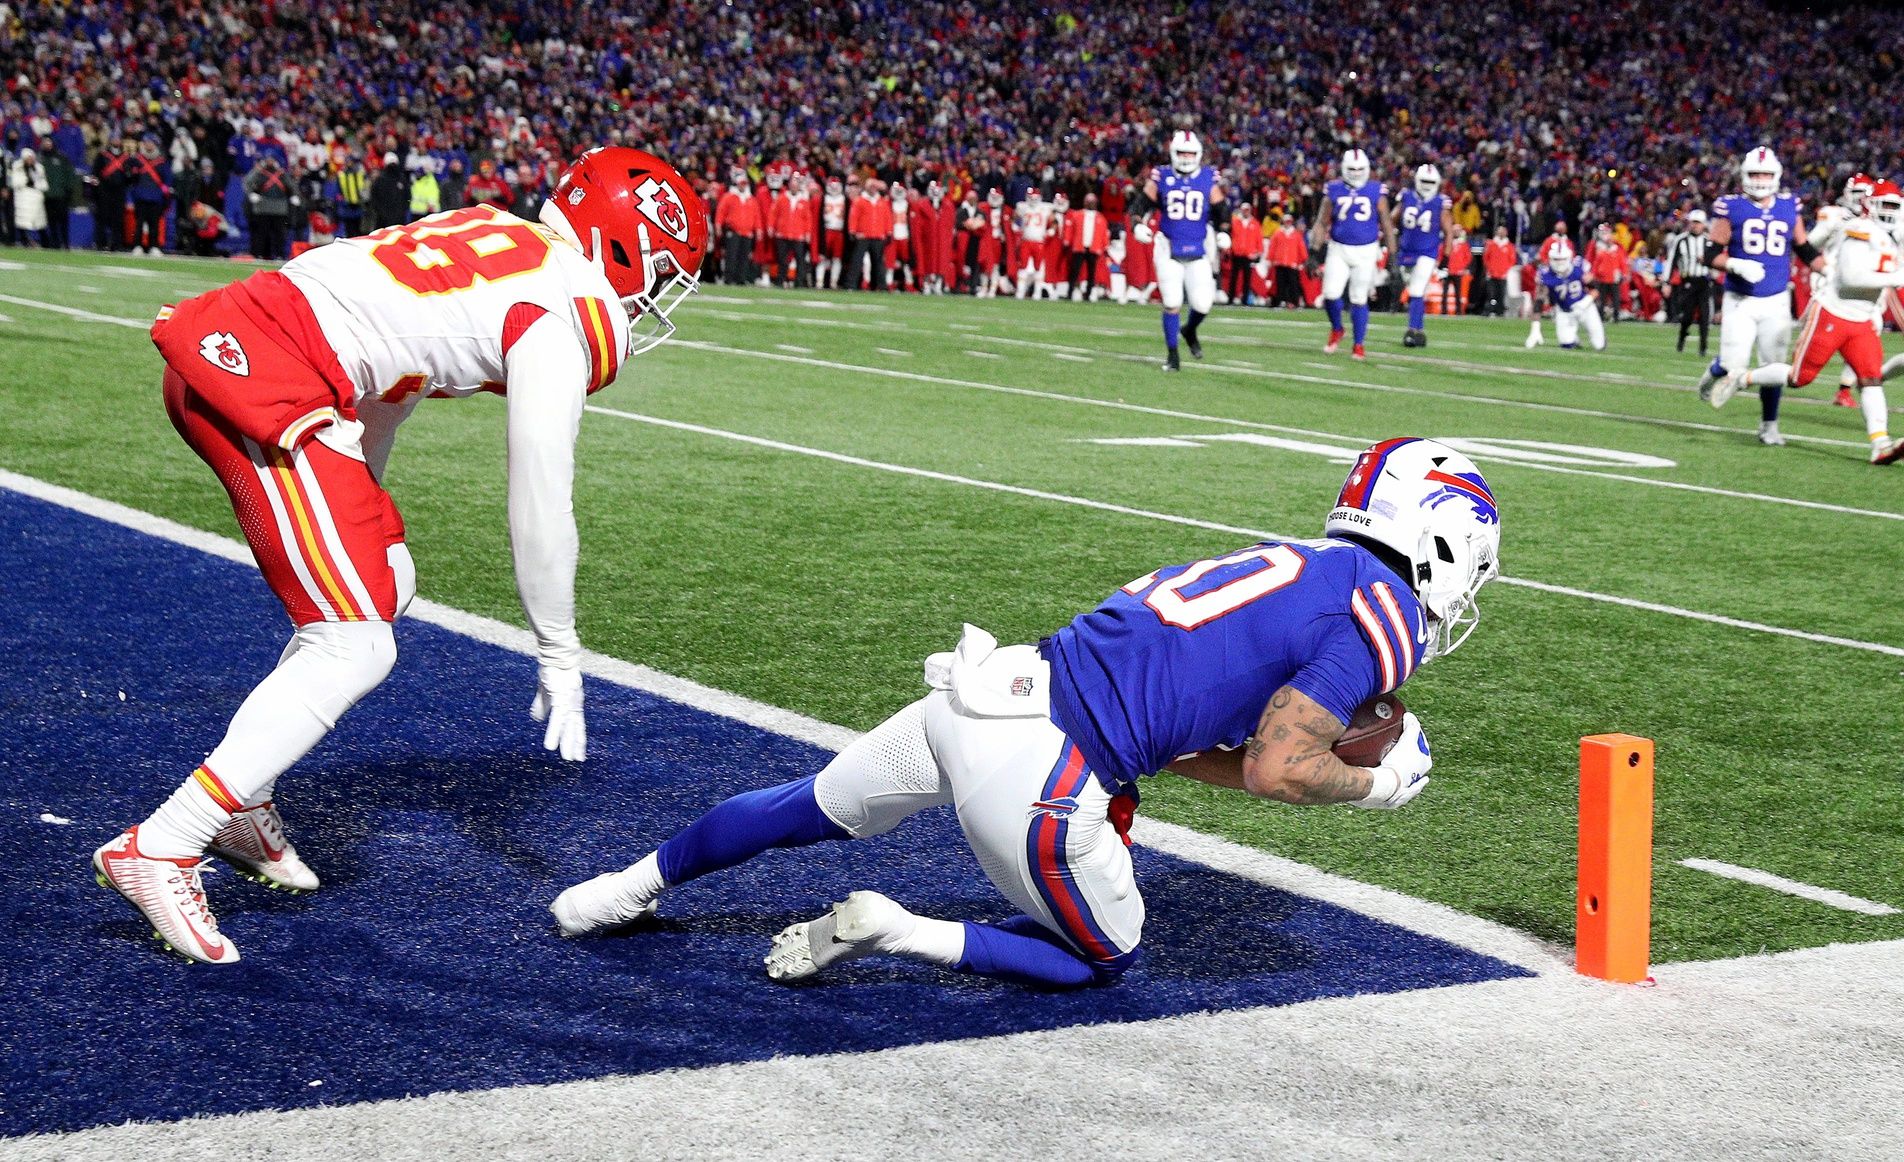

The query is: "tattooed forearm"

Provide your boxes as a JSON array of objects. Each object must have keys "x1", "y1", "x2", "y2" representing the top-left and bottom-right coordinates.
[{"x1": 1241, "y1": 685, "x2": 1372, "y2": 804}]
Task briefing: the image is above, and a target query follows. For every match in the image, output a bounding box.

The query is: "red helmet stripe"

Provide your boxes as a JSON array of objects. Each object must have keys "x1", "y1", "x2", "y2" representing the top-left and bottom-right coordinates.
[
  {"x1": 1335, "y1": 437, "x2": 1417, "y2": 510},
  {"x1": 1425, "y1": 469, "x2": 1494, "y2": 506}
]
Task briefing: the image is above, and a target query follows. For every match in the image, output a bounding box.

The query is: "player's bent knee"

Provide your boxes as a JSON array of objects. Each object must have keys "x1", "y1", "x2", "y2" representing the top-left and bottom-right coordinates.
[{"x1": 1087, "y1": 945, "x2": 1141, "y2": 984}]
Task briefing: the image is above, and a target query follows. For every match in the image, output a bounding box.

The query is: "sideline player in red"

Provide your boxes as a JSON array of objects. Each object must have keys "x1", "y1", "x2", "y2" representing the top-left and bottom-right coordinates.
[{"x1": 92, "y1": 148, "x2": 709, "y2": 963}]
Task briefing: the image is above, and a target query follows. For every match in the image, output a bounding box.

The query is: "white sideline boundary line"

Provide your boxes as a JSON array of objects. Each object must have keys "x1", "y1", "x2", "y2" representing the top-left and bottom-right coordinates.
[
  {"x1": 671, "y1": 340, "x2": 1903, "y2": 521},
  {"x1": 584, "y1": 406, "x2": 1904, "y2": 659},
  {"x1": 1680, "y1": 858, "x2": 1900, "y2": 916},
  {"x1": 0, "y1": 293, "x2": 150, "y2": 328},
  {"x1": 0, "y1": 467, "x2": 1562, "y2": 974}
]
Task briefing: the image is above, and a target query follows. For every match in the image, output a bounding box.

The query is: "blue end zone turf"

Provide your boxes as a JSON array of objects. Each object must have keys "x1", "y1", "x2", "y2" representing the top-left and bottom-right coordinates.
[{"x1": 0, "y1": 486, "x2": 1529, "y2": 1136}]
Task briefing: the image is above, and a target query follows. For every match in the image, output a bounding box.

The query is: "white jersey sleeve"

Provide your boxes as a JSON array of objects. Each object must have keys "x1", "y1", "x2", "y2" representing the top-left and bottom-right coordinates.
[
  {"x1": 1818, "y1": 224, "x2": 1904, "y2": 322},
  {"x1": 504, "y1": 313, "x2": 589, "y2": 670}
]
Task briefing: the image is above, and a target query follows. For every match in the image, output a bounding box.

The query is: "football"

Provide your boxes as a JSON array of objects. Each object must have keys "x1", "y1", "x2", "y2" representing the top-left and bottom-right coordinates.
[{"x1": 1332, "y1": 694, "x2": 1406, "y2": 767}]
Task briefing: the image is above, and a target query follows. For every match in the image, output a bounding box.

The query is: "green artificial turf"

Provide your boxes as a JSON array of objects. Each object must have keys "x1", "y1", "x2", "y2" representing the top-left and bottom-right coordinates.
[{"x1": 4, "y1": 247, "x2": 1900, "y2": 962}]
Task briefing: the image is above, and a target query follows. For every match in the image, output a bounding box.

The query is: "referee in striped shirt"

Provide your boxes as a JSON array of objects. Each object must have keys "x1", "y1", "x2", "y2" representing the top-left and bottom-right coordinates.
[{"x1": 1668, "y1": 210, "x2": 1716, "y2": 355}]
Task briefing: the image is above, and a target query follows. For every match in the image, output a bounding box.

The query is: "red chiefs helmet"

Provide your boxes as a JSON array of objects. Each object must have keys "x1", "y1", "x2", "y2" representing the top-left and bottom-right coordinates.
[
  {"x1": 540, "y1": 147, "x2": 708, "y2": 357},
  {"x1": 1866, "y1": 179, "x2": 1903, "y2": 229},
  {"x1": 1844, "y1": 172, "x2": 1876, "y2": 209}
]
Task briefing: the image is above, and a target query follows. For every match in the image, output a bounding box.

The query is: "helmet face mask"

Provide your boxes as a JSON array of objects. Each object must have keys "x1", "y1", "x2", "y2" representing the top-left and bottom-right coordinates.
[
  {"x1": 1170, "y1": 130, "x2": 1202, "y2": 175},
  {"x1": 1342, "y1": 149, "x2": 1371, "y2": 187},
  {"x1": 1740, "y1": 146, "x2": 1782, "y2": 200},
  {"x1": 1844, "y1": 172, "x2": 1875, "y2": 209},
  {"x1": 1548, "y1": 242, "x2": 1575, "y2": 274},
  {"x1": 1323, "y1": 438, "x2": 1501, "y2": 662},
  {"x1": 1414, "y1": 163, "x2": 1440, "y2": 199}
]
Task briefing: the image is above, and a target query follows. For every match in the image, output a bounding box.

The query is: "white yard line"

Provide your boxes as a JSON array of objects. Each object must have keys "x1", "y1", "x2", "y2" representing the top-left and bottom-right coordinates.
[
  {"x1": 579, "y1": 407, "x2": 1904, "y2": 659},
  {"x1": 1679, "y1": 858, "x2": 1900, "y2": 916},
  {"x1": 873, "y1": 347, "x2": 912, "y2": 358},
  {"x1": 672, "y1": 340, "x2": 1901, "y2": 520},
  {"x1": 1051, "y1": 352, "x2": 1094, "y2": 363},
  {"x1": 772, "y1": 343, "x2": 814, "y2": 354},
  {"x1": 0, "y1": 466, "x2": 1559, "y2": 976},
  {"x1": 963, "y1": 348, "x2": 1002, "y2": 359},
  {"x1": 0, "y1": 293, "x2": 149, "y2": 328}
]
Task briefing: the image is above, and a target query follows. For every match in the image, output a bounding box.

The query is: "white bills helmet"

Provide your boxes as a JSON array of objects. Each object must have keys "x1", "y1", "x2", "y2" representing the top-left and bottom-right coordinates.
[
  {"x1": 1414, "y1": 164, "x2": 1441, "y2": 198},
  {"x1": 1548, "y1": 240, "x2": 1576, "y2": 274},
  {"x1": 1740, "y1": 146, "x2": 1782, "y2": 200},
  {"x1": 1325, "y1": 438, "x2": 1501, "y2": 660},
  {"x1": 1342, "y1": 149, "x2": 1371, "y2": 187},
  {"x1": 1170, "y1": 130, "x2": 1203, "y2": 175}
]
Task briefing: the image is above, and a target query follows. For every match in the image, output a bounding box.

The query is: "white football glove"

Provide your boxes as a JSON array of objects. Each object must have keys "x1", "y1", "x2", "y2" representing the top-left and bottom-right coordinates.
[
  {"x1": 1350, "y1": 711, "x2": 1431, "y2": 809},
  {"x1": 1725, "y1": 256, "x2": 1767, "y2": 285},
  {"x1": 1216, "y1": 230, "x2": 1232, "y2": 251},
  {"x1": 1132, "y1": 221, "x2": 1154, "y2": 245},
  {"x1": 530, "y1": 663, "x2": 587, "y2": 761},
  {"x1": 1524, "y1": 319, "x2": 1544, "y2": 348}
]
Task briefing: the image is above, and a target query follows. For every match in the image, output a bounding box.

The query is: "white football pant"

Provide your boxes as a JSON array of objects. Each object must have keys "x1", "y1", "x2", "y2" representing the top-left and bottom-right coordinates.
[
  {"x1": 1406, "y1": 255, "x2": 1436, "y2": 300},
  {"x1": 1323, "y1": 240, "x2": 1378, "y2": 305},
  {"x1": 1154, "y1": 239, "x2": 1215, "y2": 314},
  {"x1": 1718, "y1": 290, "x2": 1793, "y2": 373},
  {"x1": 810, "y1": 625, "x2": 1144, "y2": 965},
  {"x1": 1553, "y1": 299, "x2": 1606, "y2": 350}
]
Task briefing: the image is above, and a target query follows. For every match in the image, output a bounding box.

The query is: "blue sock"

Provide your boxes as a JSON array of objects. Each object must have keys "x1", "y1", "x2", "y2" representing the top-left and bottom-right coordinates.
[
  {"x1": 1408, "y1": 296, "x2": 1426, "y2": 330},
  {"x1": 1760, "y1": 382, "x2": 1782, "y2": 423},
  {"x1": 656, "y1": 775, "x2": 848, "y2": 885},
  {"x1": 1709, "y1": 357, "x2": 1725, "y2": 378},
  {"x1": 1325, "y1": 298, "x2": 1344, "y2": 333},
  {"x1": 1351, "y1": 303, "x2": 1370, "y2": 344},
  {"x1": 1161, "y1": 311, "x2": 1180, "y2": 350},
  {"x1": 954, "y1": 915, "x2": 1130, "y2": 989}
]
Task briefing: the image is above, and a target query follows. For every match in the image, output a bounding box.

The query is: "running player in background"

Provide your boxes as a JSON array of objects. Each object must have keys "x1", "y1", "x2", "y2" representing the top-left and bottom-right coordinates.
[
  {"x1": 1130, "y1": 130, "x2": 1228, "y2": 371},
  {"x1": 552, "y1": 439, "x2": 1499, "y2": 990},
  {"x1": 1313, "y1": 148, "x2": 1395, "y2": 359},
  {"x1": 1698, "y1": 147, "x2": 1826, "y2": 446},
  {"x1": 92, "y1": 148, "x2": 709, "y2": 964},
  {"x1": 1723, "y1": 180, "x2": 1904, "y2": 463},
  {"x1": 1395, "y1": 164, "x2": 1450, "y2": 347}
]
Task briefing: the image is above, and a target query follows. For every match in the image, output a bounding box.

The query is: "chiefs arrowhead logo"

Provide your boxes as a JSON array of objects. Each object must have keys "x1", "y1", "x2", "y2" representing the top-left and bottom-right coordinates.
[
  {"x1": 632, "y1": 176, "x2": 690, "y2": 244},
  {"x1": 198, "y1": 331, "x2": 250, "y2": 377}
]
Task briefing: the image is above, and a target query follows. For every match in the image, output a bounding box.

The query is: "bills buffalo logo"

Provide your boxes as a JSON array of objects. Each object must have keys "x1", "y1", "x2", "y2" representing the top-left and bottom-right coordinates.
[
  {"x1": 1029, "y1": 796, "x2": 1078, "y2": 820},
  {"x1": 1420, "y1": 468, "x2": 1498, "y2": 525},
  {"x1": 198, "y1": 331, "x2": 250, "y2": 377},
  {"x1": 1010, "y1": 675, "x2": 1035, "y2": 697},
  {"x1": 633, "y1": 176, "x2": 690, "y2": 243}
]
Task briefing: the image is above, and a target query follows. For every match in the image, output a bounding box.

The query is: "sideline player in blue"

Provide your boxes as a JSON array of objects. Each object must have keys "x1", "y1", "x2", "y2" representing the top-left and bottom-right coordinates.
[
  {"x1": 552, "y1": 438, "x2": 1501, "y2": 990},
  {"x1": 1699, "y1": 146, "x2": 1825, "y2": 446},
  {"x1": 1527, "y1": 240, "x2": 1606, "y2": 350},
  {"x1": 1311, "y1": 148, "x2": 1396, "y2": 359},
  {"x1": 1129, "y1": 130, "x2": 1229, "y2": 371},
  {"x1": 1395, "y1": 164, "x2": 1452, "y2": 348}
]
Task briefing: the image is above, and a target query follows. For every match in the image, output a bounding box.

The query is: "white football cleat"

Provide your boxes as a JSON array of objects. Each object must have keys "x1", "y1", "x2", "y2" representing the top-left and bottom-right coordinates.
[
  {"x1": 1871, "y1": 438, "x2": 1904, "y2": 465},
  {"x1": 550, "y1": 870, "x2": 659, "y2": 936},
  {"x1": 1757, "y1": 421, "x2": 1786, "y2": 446},
  {"x1": 764, "y1": 890, "x2": 908, "y2": 982},
  {"x1": 1708, "y1": 370, "x2": 1745, "y2": 409},
  {"x1": 208, "y1": 801, "x2": 318, "y2": 893},
  {"x1": 93, "y1": 827, "x2": 239, "y2": 964}
]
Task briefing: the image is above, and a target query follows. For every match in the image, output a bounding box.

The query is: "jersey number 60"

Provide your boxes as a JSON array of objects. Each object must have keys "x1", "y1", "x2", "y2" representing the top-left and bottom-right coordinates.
[
  {"x1": 1165, "y1": 188, "x2": 1206, "y2": 221},
  {"x1": 1124, "y1": 544, "x2": 1306, "y2": 630}
]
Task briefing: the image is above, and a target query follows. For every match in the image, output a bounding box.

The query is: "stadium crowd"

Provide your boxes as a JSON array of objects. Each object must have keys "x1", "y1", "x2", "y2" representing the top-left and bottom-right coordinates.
[{"x1": 1, "y1": 0, "x2": 1899, "y2": 314}]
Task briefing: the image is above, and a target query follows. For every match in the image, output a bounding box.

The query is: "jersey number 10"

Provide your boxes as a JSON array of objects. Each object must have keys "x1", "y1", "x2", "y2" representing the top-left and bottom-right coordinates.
[{"x1": 1123, "y1": 544, "x2": 1306, "y2": 630}]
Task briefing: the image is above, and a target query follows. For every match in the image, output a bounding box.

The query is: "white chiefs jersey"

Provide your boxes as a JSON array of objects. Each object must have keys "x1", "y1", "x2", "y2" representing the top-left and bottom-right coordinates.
[
  {"x1": 282, "y1": 205, "x2": 630, "y2": 417},
  {"x1": 1018, "y1": 203, "x2": 1052, "y2": 244},
  {"x1": 822, "y1": 192, "x2": 846, "y2": 230},
  {"x1": 1815, "y1": 217, "x2": 1902, "y2": 323}
]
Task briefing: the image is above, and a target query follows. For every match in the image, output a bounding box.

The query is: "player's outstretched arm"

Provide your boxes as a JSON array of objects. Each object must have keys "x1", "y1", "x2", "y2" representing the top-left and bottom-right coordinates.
[{"x1": 505, "y1": 313, "x2": 590, "y2": 761}]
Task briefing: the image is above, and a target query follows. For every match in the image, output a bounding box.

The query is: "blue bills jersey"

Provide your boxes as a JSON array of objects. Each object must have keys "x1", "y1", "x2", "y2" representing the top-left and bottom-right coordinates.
[
  {"x1": 1712, "y1": 193, "x2": 1797, "y2": 298},
  {"x1": 1397, "y1": 190, "x2": 1445, "y2": 261},
  {"x1": 1326, "y1": 179, "x2": 1384, "y2": 246},
  {"x1": 1539, "y1": 257, "x2": 1591, "y2": 310},
  {"x1": 1040, "y1": 538, "x2": 1425, "y2": 792},
  {"x1": 1152, "y1": 165, "x2": 1218, "y2": 260}
]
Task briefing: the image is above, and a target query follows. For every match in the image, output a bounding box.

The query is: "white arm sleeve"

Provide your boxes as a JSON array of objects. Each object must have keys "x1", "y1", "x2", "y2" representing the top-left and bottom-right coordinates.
[
  {"x1": 504, "y1": 312, "x2": 588, "y2": 670},
  {"x1": 1836, "y1": 237, "x2": 1904, "y2": 292}
]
